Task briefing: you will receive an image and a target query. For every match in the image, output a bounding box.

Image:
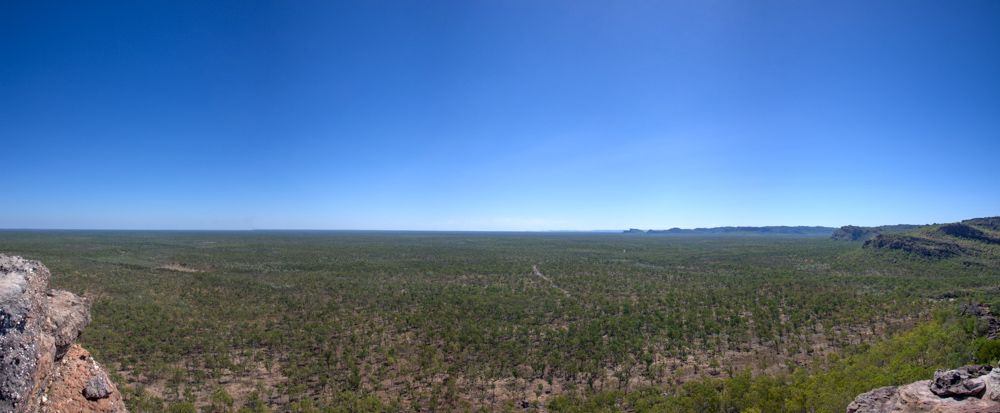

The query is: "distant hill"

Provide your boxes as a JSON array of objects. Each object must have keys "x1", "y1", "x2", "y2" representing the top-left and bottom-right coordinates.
[
  {"x1": 962, "y1": 217, "x2": 1000, "y2": 231},
  {"x1": 624, "y1": 226, "x2": 835, "y2": 237},
  {"x1": 830, "y1": 224, "x2": 923, "y2": 241},
  {"x1": 861, "y1": 216, "x2": 1000, "y2": 260}
]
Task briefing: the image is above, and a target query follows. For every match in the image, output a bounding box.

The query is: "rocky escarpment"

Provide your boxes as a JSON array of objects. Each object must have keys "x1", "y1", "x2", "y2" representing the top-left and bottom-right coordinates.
[
  {"x1": 936, "y1": 223, "x2": 1000, "y2": 245},
  {"x1": 0, "y1": 254, "x2": 125, "y2": 413},
  {"x1": 832, "y1": 224, "x2": 923, "y2": 241},
  {"x1": 863, "y1": 234, "x2": 970, "y2": 259},
  {"x1": 962, "y1": 217, "x2": 1000, "y2": 232},
  {"x1": 848, "y1": 364, "x2": 1000, "y2": 412},
  {"x1": 832, "y1": 225, "x2": 882, "y2": 241},
  {"x1": 855, "y1": 217, "x2": 1000, "y2": 260}
]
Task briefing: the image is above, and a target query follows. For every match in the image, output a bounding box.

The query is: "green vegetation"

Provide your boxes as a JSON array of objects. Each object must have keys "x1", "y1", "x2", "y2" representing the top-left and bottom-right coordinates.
[
  {"x1": 0, "y1": 229, "x2": 997, "y2": 412},
  {"x1": 862, "y1": 218, "x2": 1000, "y2": 261},
  {"x1": 548, "y1": 308, "x2": 978, "y2": 412}
]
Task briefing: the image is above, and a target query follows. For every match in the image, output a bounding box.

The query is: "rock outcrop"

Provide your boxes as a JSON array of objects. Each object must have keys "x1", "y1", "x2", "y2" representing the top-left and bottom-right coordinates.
[
  {"x1": 833, "y1": 225, "x2": 883, "y2": 241},
  {"x1": 862, "y1": 234, "x2": 970, "y2": 259},
  {"x1": 0, "y1": 254, "x2": 126, "y2": 413},
  {"x1": 852, "y1": 218, "x2": 1000, "y2": 260},
  {"x1": 962, "y1": 217, "x2": 1000, "y2": 232},
  {"x1": 848, "y1": 365, "x2": 1000, "y2": 412},
  {"x1": 937, "y1": 224, "x2": 1000, "y2": 245},
  {"x1": 961, "y1": 303, "x2": 1000, "y2": 340}
]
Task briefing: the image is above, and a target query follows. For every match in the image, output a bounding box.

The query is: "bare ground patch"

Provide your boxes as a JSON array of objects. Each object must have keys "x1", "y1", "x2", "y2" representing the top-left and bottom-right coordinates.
[{"x1": 157, "y1": 263, "x2": 206, "y2": 273}]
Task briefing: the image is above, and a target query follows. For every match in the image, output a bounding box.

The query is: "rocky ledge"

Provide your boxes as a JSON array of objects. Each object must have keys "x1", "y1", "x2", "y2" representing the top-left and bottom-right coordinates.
[
  {"x1": 0, "y1": 254, "x2": 125, "y2": 413},
  {"x1": 848, "y1": 364, "x2": 1000, "y2": 412}
]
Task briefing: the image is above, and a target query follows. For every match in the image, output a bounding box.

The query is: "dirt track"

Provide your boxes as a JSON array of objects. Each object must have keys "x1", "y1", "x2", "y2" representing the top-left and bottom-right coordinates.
[{"x1": 532, "y1": 264, "x2": 570, "y2": 297}]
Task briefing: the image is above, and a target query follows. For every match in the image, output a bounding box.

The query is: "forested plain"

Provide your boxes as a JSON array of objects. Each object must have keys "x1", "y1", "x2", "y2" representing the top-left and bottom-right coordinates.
[{"x1": 0, "y1": 230, "x2": 997, "y2": 412}]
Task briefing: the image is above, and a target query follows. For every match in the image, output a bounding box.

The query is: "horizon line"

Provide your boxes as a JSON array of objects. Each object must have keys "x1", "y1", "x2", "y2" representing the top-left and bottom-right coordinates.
[{"x1": 0, "y1": 224, "x2": 851, "y2": 233}]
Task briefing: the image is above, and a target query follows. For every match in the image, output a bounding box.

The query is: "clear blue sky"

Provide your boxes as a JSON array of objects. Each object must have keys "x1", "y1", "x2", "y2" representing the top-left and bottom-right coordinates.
[{"x1": 2, "y1": 1, "x2": 999, "y2": 230}]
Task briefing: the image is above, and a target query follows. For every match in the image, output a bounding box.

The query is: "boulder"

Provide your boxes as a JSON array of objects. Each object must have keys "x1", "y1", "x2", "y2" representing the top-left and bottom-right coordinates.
[
  {"x1": 930, "y1": 366, "x2": 991, "y2": 398},
  {"x1": 84, "y1": 375, "x2": 113, "y2": 400}
]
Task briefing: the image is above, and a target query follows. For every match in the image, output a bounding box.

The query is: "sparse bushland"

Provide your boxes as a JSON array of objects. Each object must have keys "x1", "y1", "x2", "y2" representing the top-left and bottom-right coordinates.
[
  {"x1": 547, "y1": 307, "x2": 979, "y2": 412},
  {"x1": 0, "y1": 227, "x2": 998, "y2": 412}
]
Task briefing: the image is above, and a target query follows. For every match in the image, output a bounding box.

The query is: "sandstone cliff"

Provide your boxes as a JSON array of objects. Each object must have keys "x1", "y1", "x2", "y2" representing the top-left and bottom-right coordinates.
[{"x1": 0, "y1": 254, "x2": 126, "y2": 413}]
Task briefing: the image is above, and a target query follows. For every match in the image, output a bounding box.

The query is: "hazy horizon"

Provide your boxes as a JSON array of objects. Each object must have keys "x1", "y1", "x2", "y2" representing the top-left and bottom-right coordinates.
[
  {"x1": 3, "y1": 1, "x2": 999, "y2": 231},
  {"x1": 0, "y1": 221, "x2": 951, "y2": 232}
]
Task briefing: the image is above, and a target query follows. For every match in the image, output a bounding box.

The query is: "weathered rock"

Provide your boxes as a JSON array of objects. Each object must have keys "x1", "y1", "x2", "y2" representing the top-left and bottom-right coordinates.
[
  {"x1": 930, "y1": 366, "x2": 990, "y2": 398},
  {"x1": 84, "y1": 375, "x2": 113, "y2": 400},
  {"x1": 847, "y1": 386, "x2": 898, "y2": 413},
  {"x1": 0, "y1": 254, "x2": 125, "y2": 413},
  {"x1": 46, "y1": 289, "x2": 90, "y2": 359},
  {"x1": 986, "y1": 370, "x2": 1000, "y2": 402},
  {"x1": 848, "y1": 366, "x2": 1000, "y2": 413},
  {"x1": 1, "y1": 255, "x2": 53, "y2": 413}
]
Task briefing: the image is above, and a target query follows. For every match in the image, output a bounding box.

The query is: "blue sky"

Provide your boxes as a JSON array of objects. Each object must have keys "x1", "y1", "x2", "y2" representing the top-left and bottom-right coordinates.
[{"x1": 2, "y1": 1, "x2": 999, "y2": 230}]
